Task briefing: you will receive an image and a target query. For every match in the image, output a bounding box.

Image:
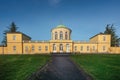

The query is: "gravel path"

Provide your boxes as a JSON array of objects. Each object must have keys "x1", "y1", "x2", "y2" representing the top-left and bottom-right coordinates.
[{"x1": 28, "y1": 53, "x2": 93, "y2": 80}]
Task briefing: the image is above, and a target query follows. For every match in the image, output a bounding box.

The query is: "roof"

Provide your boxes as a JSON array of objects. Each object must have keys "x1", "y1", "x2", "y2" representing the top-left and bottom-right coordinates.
[
  {"x1": 56, "y1": 25, "x2": 67, "y2": 28},
  {"x1": 51, "y1": 24, "x2": 72, "y2": 32},
  {"x1": 7, "y1": 32, "x2": 31, "y2": 39},
  {"x1": 90, "y1": 32, "x2": 110, "y2": 39}
]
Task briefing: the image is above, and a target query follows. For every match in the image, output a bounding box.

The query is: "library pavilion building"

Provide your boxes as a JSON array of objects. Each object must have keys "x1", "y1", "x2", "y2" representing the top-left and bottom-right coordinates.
[{"x1": 0, "y1": 25, "x2": 120, "y2": 54}]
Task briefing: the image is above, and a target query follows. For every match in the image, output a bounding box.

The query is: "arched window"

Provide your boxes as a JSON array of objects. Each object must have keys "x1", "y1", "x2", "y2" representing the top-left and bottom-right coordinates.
[
  {"x1": 66, "y1": 44, "x2": 70, "y2": 52},
  {"x1": 65, "y1": 32, "x2": 68, "y2": 40},
  {"x1": 53, "y1": 44, "x2": 56, "y2": 51},
  {"x1": 60, "y1": 44, "x2": 63, "y2": 51},
  {"x1": 55, "y1": 32, "x2": 58, "y2": 40},
  {"x1": 60, "y1": 31, "x2": 63, "y2": 40}
]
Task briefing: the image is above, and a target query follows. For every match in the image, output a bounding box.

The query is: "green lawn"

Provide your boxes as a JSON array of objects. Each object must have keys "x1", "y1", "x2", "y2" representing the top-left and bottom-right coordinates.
[
  {"x1": 71, "y1": 54, "x2": 120, "y2": 80},
  {"x1": 0, "y1": 54, "x2": 50, "y2": 80}
]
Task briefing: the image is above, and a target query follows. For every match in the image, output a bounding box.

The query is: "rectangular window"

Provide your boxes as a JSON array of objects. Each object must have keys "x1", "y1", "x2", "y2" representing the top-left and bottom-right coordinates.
[
  {"x1": 45, "y1": 46, "x2": 48, "y2": 51},
  {"x1": 32, "y1": 46, "x2": 34, "y2": 51},
  {"x1": 13, "y1": 35, "x2": 16, "y2": 40},
  {"x1": 103, "y1": 36, "x2": 106, "y2": 41},
  {"x1": 38, "y1": 46, "x2": 41, "y2": 51},
  {"x1": 80, "y1": 46, "x2": 83, "y2": 51},
  {"x1": 13, "y1": 46, "x2": 16, "y2": 51},
  {"x1": 74, "y1": 46, "x2": 77, "y2": 51},
  {"x1": 93, "y1": 46, "x2": 95, "y2": 51},
  {"x1": 87, "y1": 46, "x2": 89, "y2": 51},
  {"x1": 25, "y1": 46, "x2": 28, "y2": 52},
  {"x1": 103, "y1": 46, "x2": 106, "y2": 51}
]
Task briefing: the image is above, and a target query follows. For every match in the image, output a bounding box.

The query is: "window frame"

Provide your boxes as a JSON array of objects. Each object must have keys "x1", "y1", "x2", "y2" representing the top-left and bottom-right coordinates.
[
  {"x1": 13, "y1": 46, "x2": 16, "y2": 51},
  {"x1": 103, "y1": 46, "x2": 106, "y2": 51},
  {"x1": 87, "y1": 46, "x2": 89, "y2": 51},
  {"x1": 103, "y1": 36, "x2": 106, "y2": 41},
  {"x1": 25, "y1": 46, "x2": 28, "y2": 52},
  {"x1": 55, "y1": 32, "x2": 58, "y2": 40},
  {"x1": 60, "y1": 31, "x2": 63, "y2": 40},
  {"x1": 45, "y1": 46, "x2": 48, "y2": 51},
  {"x1": 38, "y1": 46, "x2": 41, "y2": 51},
  {"x1": 80, "y1": 46, "x2": 83, "y2": 51},
  {"x1": 65, "y1": 32, "x2": 68, "y2": 40},
  {"x1": 32, "y1": 45, "x2": 35, "y2": 51},
  {"x1": 13, "y1": 35, "x2": 16, "y2": 40}
]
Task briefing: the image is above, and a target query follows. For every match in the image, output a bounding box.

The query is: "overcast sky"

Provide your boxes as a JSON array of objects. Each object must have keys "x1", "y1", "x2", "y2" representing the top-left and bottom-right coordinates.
[{"x1": 0, "y1": 0, "x2": 120, "y2": 42}]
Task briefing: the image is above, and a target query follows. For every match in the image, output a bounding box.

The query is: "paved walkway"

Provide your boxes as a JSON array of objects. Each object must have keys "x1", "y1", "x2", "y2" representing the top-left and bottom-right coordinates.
[{"x1": 28, "y1": 54, "x2": 92, "y2": 80}]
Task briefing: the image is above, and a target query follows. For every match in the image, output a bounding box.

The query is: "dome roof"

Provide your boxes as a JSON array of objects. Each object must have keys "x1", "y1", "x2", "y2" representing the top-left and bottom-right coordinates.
[
  {"x1": 51, "y1": 24, "x2": 72, "y2": 32},
  {"x1": 56, "y1": 25, "x2": 67, "y2": 28}
]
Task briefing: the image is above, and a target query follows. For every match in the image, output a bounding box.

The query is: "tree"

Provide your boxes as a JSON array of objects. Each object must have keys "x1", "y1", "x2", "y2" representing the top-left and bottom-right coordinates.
[
  {"x1": 8, "y1": 22, "x2": 18, "y2": 32},
  {"x1": 104, "y1": 24, "x2": 120, "y2": 47},
  {"x1": 1, "y1": 22, "x2": 18, "y2": 45}
]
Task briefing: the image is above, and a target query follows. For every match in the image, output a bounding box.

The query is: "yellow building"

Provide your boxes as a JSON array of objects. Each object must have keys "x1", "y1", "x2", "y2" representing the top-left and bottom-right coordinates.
[{"x1": 0, "y1": 25, "x2": 120, "y2": 54}]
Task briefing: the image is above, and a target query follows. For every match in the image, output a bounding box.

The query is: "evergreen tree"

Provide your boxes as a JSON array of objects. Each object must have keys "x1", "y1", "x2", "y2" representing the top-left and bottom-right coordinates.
[
  {"x1": 104, "y1": 24, "x2": 120, "y2": 47},
  {"x1": 1, "y1": 22, "x2": 18, "y2": 45},
  {"x1": 9, "y1": 22, "x2": 18, "y2": 32}
]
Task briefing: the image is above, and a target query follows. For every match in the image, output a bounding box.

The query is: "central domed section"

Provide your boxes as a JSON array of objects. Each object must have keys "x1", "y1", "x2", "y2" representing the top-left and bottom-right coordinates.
[{"x1": 51, "y1": 25, "x2": 72, "y2": 40}]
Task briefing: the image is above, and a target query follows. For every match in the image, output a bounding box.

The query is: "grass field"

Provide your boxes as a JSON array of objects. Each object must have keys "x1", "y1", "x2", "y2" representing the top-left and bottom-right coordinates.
[
  {"x1": 71, "y1": 54, "x2": 120, "y2": 80},
  {"x1": 0, "y1": 54, "x2": 50, "y2": 80}
]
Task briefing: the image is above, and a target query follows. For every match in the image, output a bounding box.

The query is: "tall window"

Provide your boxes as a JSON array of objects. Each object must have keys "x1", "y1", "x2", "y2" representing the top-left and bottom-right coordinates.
[
  {"x1": 13, "y1": 46, "x2": 16, "y2": 51},
  {"x1": 25, "y1": 46, "x2": 28, "y2": 52},
  {"x1": 55, "y1": 32, "x2": 58, "y2": 40},
  {"x1": 60, "y1": 44, "x2": 63, "y2": 51},
  {"x1": 53, "y1": 44, "x2": 56, "y2": 51},
  {"x1": 32, "y1": 46, "x2": 34, "y2": 51},
  {"x1": 87, "y1": 46, "x2": 89, "y2": 51},
  {"x1": 66, "y1": 44, "x2": 70, "y2": 52},
  {"x1": 38, "y1": 46, "x2": 41, "y2": 51},
  {"x1": 80, "y1": 46, "x2": 83, "y2": 51},
  {"x1": 93, "y1": 46, "x2": 95, "y2": 51},
  {"x1": 45, "y1": 46, "x2": 48, "y2": 51},
  {"x1": 66, "y1": 44, "x2": 70, "y2": 49},
  {"x1": 103, "y1": 46, "x2": 106, "y2": 51},
  {"x1": 13, "y1": 35, "x2": 16, "y2": 40},
  {"x1": 74, "y1": 46, "x2": 77, "y2": 51},
  {"x1": 65, "y1": 32, "x2": 68, "y2": 40},
  {"x1": 60, "y1": 31, "x2": 63, "y2": 40},
  {"x1": 103, "y1": 36, "x2": 106, "y2": 41}
]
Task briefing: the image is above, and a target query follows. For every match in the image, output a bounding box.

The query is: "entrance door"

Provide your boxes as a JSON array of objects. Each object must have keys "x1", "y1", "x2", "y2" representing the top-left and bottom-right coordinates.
[
  {"x1": 66, "y1": 44, "x2": 70, "y2": 53},
  {"x1": 53, "y1": 44, "x2": 56, "y2": 53},
  {"x1": 59, "y1": 44, "x2": 63, "y2": 53}
]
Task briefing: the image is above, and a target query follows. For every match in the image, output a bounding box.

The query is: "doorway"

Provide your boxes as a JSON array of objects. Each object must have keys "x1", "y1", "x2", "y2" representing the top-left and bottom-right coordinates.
[
  {"x1": 66, "y1": 44, "x2": 70, "y2": 53},
  {"x1": 53, "y1": 44, "x2": 56, "y2": 53},
  {"x1": 59, "y1": 44, "x2": 63, "y2": 53}
]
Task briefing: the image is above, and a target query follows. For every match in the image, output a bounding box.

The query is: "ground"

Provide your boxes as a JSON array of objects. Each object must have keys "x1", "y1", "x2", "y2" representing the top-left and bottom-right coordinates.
[
  {"x1": 28, "y1": 53, "x2": 92, "y2": 80},
  {"x1": 0, "y1": 54, "x2": 120, "y2": 80},
  {"x1": 0, "y1": 54, "x2": 50, "y2": 80},
  {"x1": 71, "y1": 54, "x2": 120, "y2": 80}
]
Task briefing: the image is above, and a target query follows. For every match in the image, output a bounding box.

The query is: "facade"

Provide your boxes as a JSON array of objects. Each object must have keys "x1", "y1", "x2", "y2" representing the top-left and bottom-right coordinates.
[{"x1": 0, "y1": 25, "x2": 120, "y2": 54}]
